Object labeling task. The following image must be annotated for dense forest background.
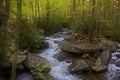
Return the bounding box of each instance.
[0,0,120,80]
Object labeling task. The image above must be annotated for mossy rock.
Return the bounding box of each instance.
[92,50,111,72]
[59,38,117,54]
[34,73,57,80]
[59,41,100,54]
[24,53,52,79]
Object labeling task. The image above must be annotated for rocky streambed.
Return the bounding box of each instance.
[16,30,120,80]
[1,29,120,80]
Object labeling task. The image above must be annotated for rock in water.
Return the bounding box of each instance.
[24,53,56,80]
[115,59,120,67]
[116,54,120,58]
[92,50,111,72]
[59,38,117,54]
[59,41,100,54]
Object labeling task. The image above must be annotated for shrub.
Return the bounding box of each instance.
[19,18,44,51]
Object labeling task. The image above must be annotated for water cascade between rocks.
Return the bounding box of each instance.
[40,37,81,80]
[17,31,120,80]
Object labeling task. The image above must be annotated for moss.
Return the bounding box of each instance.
[92,58,107,72]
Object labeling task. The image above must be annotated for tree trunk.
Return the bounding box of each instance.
[0,0,10,27]
[4,0,10,26]
[45,0,50,35]
[88,0,96,42]
[82,0,85,22]
[11,0,22,80]
[71,0,77,33]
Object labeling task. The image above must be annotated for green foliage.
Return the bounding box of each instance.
[108,14,120,41]
[35,14,69,34]
[19,18,44,50]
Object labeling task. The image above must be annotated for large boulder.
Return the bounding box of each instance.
[59,38,117,54]
[59,41,101,54]
[24,53,56,80]
[92,50,111,72]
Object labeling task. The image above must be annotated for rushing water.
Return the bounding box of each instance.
[17,73,34,80]
[40,37,82,80]
[107,51,120,80]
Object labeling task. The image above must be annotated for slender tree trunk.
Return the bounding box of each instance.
[82,0,85,22]
[71,0,77,33]
[88,0,96,42]
[45,0,50,35]
[37,0,40,16]
[30,0,34,21]
[11,0,22,80]
[0,0,10,27]
[4,0,10,26]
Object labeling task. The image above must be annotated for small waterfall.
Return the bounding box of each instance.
[40,37,81,80]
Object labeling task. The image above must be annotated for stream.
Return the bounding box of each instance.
[18,36,120,80]
[40,37,81,80]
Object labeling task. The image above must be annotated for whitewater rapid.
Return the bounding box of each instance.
[40,37,81,80]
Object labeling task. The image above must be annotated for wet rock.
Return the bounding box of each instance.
[110,72,120,80]
[24,53,52,80]
[54,40,63,44]
[116,42,120,48]
[92,50,111,72]
[68,59,90,74]
[110,58,117,64]
[100,50,111,65]
[17,73,34,80]
[116,54,120,58]
[54,51,72,63]
[53,28,72,38]
[116,59,120,67]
